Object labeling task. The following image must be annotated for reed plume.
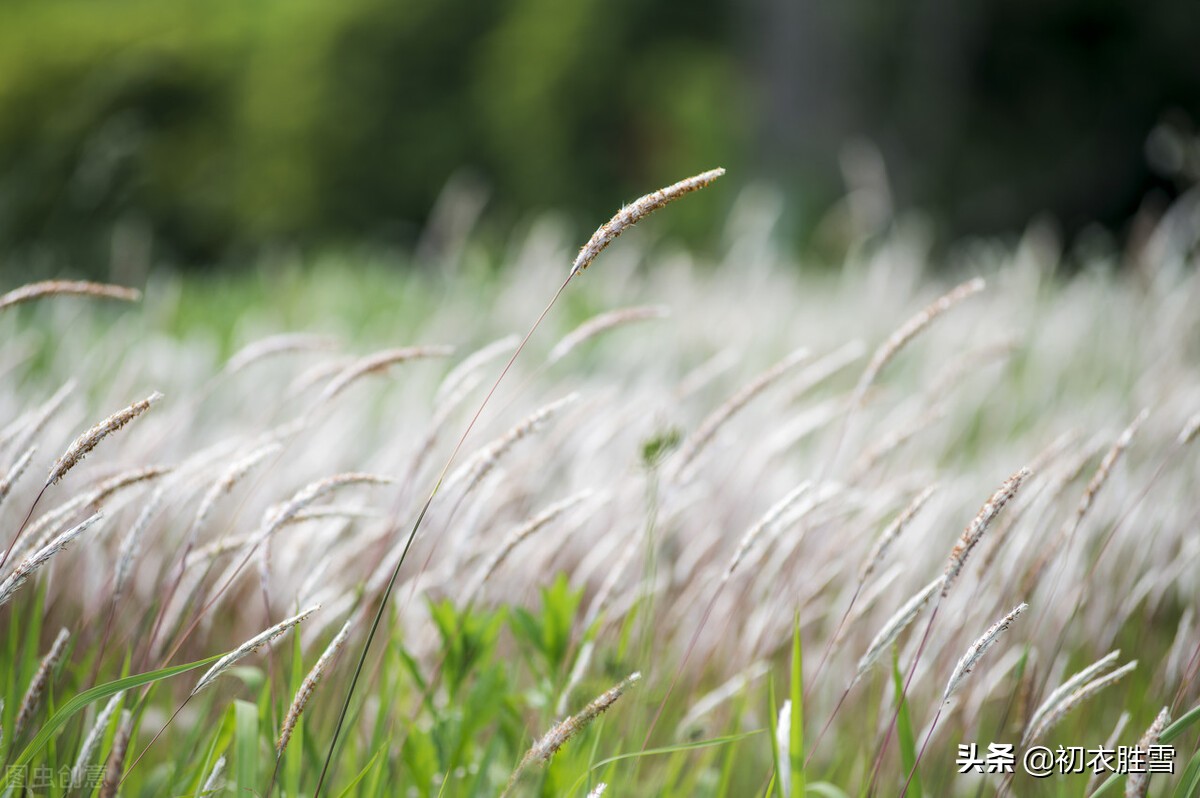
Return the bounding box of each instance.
[13,627,70,741]
[0,513,103,608]
[504,672,641,795]
[852,277,986,407]
[277,618,354,756]
[46,391,163,488]
[72,693,124,785]
[98,710,134,798]
[943,466,1031,596]
[191,605,320,696]
[1125,707,1170,798]
[853,576,943,683]
[942,603,1027,703]
[570,169,725,277]
[0,280,140,311]
[1023,660,1137,744]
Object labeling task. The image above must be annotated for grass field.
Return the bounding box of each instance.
[1,177,1199,797]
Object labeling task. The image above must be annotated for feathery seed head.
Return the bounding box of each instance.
[570,169,725,277]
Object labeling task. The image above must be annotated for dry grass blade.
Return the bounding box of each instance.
[570,168,725,277]
[0,280,141,311]
[13,627,70,741]
[46,391,163,488]
[942,603,1027,703]
[852,277,986,407]
[0,512,103,608]
[191,605,320,696]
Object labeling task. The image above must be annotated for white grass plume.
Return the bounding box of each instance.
[1023,650,1121,745]
[0,446,36,511]
[277,617,354,756]
[13,627,70,741]
[504,672,641,795]
[318,344,454,404]
[0,280,140,310]
[859,485,937,583]
[1125,707,1170,798]
[943,466,1030,596]
[570,168,724,277]
[942,603,1027,703]
[0,513,102,608]
[225,333,339,374]
[676,347,811,477]
[463,490,592,604]
[548,305,670,365]
[854,576,943,683]
[1023,660,1137,745]
[191,605,320,696]
[46,391,163,487]
[72,692,123,785]
[852,277,986,407]
[723,482,811,583]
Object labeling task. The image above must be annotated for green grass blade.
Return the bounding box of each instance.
[333,744,384,798]
[566,729,764,795]
[892,650,922,798]
[1174,746,1200,798]
[5,653,222,788]
[790,612,805,798]
[768,675,781,798]
[234,699,259,793]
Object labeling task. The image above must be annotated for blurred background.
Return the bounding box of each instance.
[1,0,1199,275]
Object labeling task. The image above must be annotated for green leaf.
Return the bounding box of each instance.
[5,653,222,788]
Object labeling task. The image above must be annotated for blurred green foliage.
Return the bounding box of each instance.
[0,0,739,267]
[2,0,1198,270]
